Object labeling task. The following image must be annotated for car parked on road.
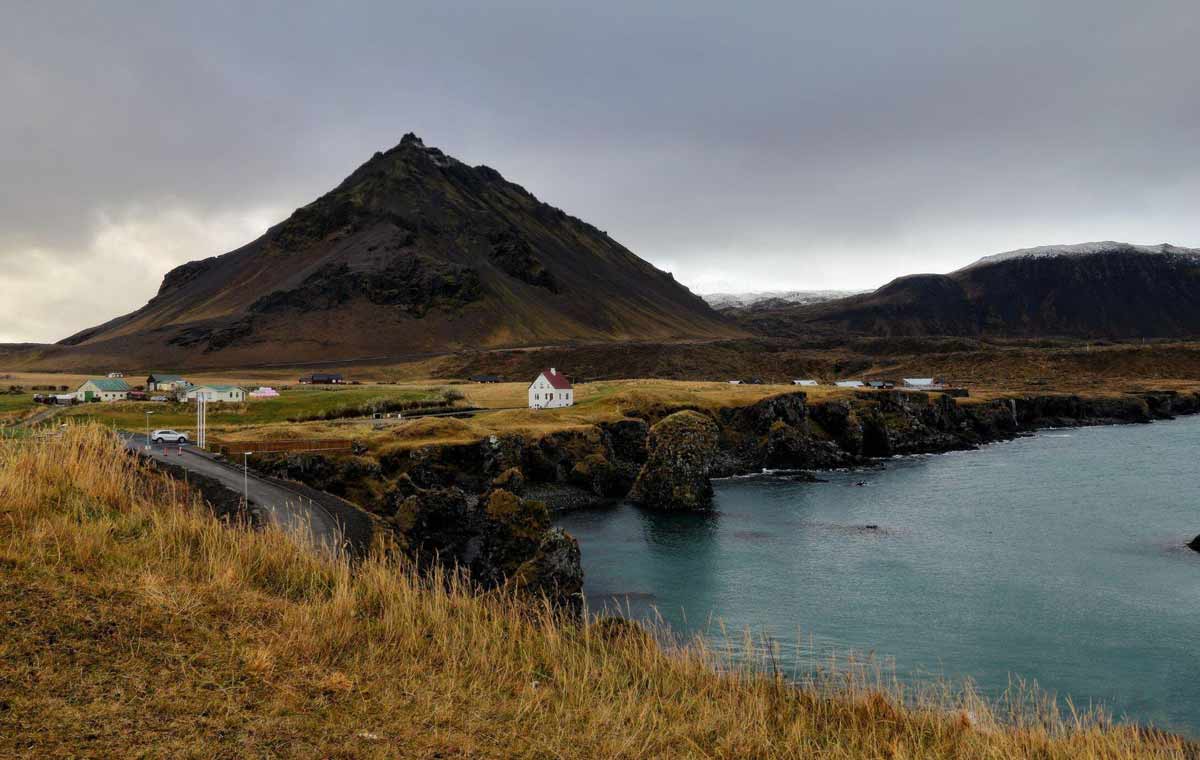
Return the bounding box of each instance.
[151,429,189,444]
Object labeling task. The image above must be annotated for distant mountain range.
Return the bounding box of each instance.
[55,134,740,367]
[702,290,862,311]
[735,242,1200,339]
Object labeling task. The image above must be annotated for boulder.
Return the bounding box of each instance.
[630,410,720,511]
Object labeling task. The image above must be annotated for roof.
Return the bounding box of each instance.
[834,380,864,387]
[793,379,818,385]
[81,378,130,392]
[903,378,935,385]
[191,384,243,393]
[148,373,186,383]
[534,368,572,390]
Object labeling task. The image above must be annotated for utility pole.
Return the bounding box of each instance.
[196,392,207,449]
[144,410,154,450]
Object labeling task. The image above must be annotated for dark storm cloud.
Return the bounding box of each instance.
[3,0,1198,341]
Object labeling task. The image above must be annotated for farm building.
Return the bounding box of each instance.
[106,371,125,378]
[185,384,246,403]
[468,375,503,384]
[903,378,940,389]
[834,380,865,388]
[867,380,896,389]
[528,368,573,409]
[299,373,345,385]
[75,378,131,402]
[146,373,190,392]
[793,379,818,386]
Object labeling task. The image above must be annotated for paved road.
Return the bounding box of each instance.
[123,433,345,552]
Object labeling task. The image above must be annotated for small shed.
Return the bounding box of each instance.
[793,379,818,386]
[834,380,865,388]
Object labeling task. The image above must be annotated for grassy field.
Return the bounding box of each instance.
[213,379,851,450]
[0,424,1190,758]
[0,392,35,422]
[59,385,456,433]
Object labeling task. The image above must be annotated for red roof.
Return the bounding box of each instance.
[536,368,572,389]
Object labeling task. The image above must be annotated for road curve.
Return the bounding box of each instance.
[123,433,345,552]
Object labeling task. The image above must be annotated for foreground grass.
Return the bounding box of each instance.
[0,426,1189,758]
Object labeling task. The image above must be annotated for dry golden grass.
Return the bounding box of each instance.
[0,424,1191,758]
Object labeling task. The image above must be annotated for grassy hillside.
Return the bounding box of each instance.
[0,425,1189,757]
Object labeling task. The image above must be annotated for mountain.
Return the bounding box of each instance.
[702,289,861,311]
[738,242,1200,339]
[59,134,739,367]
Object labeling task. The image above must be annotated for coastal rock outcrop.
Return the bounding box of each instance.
[384,483,583,610]
[630,410,720,511]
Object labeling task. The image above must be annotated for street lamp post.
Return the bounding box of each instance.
[243,451,253,508]
[144,410,154,450]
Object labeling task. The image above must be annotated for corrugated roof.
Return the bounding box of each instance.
[81,378,130,392]
[148,373,187,383]
[191,384,243,393]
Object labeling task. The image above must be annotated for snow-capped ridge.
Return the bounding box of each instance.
[703,289,861,310]
[962,241,1200,270]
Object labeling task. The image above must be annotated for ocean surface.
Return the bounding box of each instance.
[557,416,1200,734]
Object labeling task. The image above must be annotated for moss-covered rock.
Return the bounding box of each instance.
[630,410,720,511]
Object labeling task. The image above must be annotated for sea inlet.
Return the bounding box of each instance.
[558,415,1200,735]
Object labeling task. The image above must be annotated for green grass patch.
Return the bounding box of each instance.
[62,386,453,432]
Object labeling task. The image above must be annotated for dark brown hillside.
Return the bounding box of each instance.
[739,242,1200,339]
[57,134,740,367]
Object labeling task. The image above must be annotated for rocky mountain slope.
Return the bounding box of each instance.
[58,134,739,367]
[738,242,1200,339]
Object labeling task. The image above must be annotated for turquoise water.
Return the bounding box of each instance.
[557,417,1200,734]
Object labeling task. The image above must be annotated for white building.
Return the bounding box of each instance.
[528,368,573,409]
[185,384,246,403]
[146,373,190,392]
[834,380,865,388]
[75,378,131,402]
[249,386,280,398]
[106,371,124,378]
[903,378,939,389]
[793,379,818,386]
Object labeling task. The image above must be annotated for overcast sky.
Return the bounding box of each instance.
[3,1,1198,343]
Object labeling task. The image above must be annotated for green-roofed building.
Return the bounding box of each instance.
[75,377,131,402]
[146,373,190,392]
[184,384,246,403]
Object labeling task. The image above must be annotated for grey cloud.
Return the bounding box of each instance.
[2,0,1198,341]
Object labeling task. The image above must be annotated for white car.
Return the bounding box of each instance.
[151,429,189,444]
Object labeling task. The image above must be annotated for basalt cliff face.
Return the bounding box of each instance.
[740,242,1200,339]
[58,134,738,367]
[251,388,1200,525]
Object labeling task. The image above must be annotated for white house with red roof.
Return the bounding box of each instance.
[528,367,574,409]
